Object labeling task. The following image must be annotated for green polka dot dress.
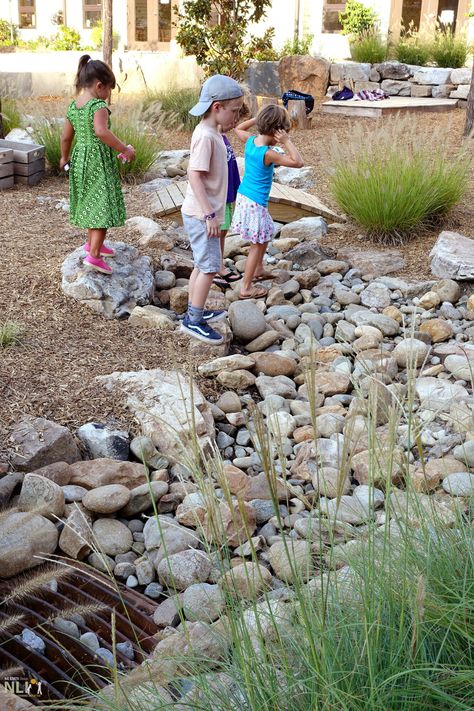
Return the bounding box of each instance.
[66,98,125,229]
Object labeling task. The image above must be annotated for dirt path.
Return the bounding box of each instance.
[1,107,473,464]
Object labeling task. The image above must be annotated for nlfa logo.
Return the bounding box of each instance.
[3,677,43,697]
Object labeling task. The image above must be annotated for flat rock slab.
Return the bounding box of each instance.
[61,242,154,319]
[337,247,406,276]
[430,231,474,280]
[96,368,215,462]
[321,97,458,119]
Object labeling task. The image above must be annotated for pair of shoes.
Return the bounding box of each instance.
[180,315,224,344]
[213,271,241,289]
[203,309,227,323]
[84,243,116,257]
[84,254,113,274]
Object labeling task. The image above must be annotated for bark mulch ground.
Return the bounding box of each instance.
[1,104,473,465]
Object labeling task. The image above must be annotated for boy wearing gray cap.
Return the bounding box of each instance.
[181,75,244,344]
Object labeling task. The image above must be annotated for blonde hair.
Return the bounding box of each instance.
[256,104,290,136]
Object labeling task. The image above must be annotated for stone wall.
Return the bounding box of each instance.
[245,58,471,105]
[327,62,472,102]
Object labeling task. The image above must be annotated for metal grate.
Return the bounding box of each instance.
[0,563,158,704]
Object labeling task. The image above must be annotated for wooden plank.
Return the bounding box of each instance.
[0,139,44,163]
[158,186,176,214]
[0,148,13,164]
[175,181,188,198]
[14,157,45,177]
[0,175,15,189]
[14,171,45,186]
[165,182,185,208]
[321,97,458,119]
[0,163,14,179]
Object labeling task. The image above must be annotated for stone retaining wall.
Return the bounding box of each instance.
[246,58,471,105]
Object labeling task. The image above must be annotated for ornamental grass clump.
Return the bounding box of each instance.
[350,29,388,63]
[326,116,471,243]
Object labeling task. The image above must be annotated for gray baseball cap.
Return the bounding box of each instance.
[189,75,243,116]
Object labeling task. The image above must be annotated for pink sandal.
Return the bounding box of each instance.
[84,255,113,274]
[84,243,116,257]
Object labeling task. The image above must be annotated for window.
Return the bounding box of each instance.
[437,0,458,30]
[135,0,147,41]
[158,0,172,43]
[322,2,347,33]
[19,0,36,29]
[401,0,422,32]
[84,2,102,29]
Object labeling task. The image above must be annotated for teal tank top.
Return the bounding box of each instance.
[238,136,274,207]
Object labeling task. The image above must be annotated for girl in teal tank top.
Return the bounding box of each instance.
[231,105,304,299]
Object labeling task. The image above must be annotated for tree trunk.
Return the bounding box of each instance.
[0,98,5,139]
[102,0,113,69]
[463,62,474,137]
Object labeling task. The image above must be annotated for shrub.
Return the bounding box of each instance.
[395,36,431,66]
[350,30,388,63]
[326,116,471,243]
[144,87,200,131]
[280,33,314,57]
[90,20,120,50]
[49,25,82,51]
[111,105,162,181]
[431,27,470,68]
[31,119,63,174]
[339,0,377,36]
[0,322,22,347]
[0,19,17,47]
[0,98,22,134]
[176,0,274,79]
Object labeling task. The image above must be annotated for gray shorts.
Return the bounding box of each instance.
[182,213,221,274]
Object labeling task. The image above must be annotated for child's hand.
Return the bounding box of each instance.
[206,216,220,238]
[122,144,136,162]
[274,129,290,145]
[59,157,69,170]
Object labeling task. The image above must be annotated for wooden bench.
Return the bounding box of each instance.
[151,181,343,224]
[321,96,459,119]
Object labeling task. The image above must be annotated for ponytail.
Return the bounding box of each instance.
[74,54,116,94]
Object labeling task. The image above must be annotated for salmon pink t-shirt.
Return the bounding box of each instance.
[182,123,227,223]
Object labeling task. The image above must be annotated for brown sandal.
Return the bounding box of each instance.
[239,285,267,300]
[253,271,277,282]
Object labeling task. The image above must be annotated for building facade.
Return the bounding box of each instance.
[0,0,472,55]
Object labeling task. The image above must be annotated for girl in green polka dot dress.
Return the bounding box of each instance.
[60,55,136,274]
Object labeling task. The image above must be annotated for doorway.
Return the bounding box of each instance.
[127,0,176,50]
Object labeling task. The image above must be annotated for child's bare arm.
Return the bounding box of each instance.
[265,130,304,168]
[233,117,257,142]
[188,169,220,238]
[60,119,74,169]
[93,108,135,160]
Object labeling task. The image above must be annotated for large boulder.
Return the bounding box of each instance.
[336,248,406,276]
[245,60,281,96]
[413,68,452,85]
[69,458,148,489]
[61,242,154,319]
[0,512,58,578]
[373,61,410,80]
[8,415,80,471]
[330,62,371,83]
[279,55,330,99]
[96,368,215,462]
[430,231,474,280]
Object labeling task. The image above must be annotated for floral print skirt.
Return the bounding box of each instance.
[231,193,274,244]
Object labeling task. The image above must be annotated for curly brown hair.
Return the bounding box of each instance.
[256,104,290,135]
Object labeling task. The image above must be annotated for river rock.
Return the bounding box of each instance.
[128,305,176,330]
[393,339,429,368]
[268,540,314,581]
[120,481,169,516]
[76,423,129,461]
[453,440,474,468]
[219,562,272,599]
[8,415,80,471]
[18,474,65,520]
[69,459,147,489]
[0,512,59,578]
[82,484,131,513]
[182,583,225,622]
[251,352,297,377]
[61,242,154,318]
[228,301,267,342]
[419,318,453,343]
[92,519,133,555]
[442,472,474,496]
[336,248,406,276]
[444,354,474,381]
[430,231,474,280]
[59,505,93,559]
[157,549,212,590]
[97,369,215,463]
[198,354,254,377]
